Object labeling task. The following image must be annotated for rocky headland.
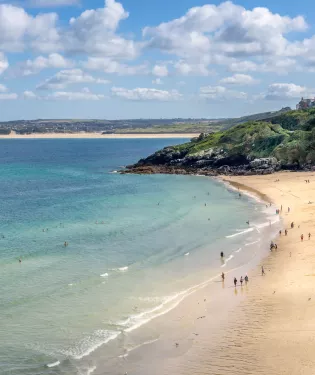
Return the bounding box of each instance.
[122,109,315,176]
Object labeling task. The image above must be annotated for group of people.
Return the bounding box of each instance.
[300,233,311,241]
[270,241,278,250]
[233,275,248,287]
[220,252,249,286]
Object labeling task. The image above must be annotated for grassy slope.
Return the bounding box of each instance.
[171,109,315,166]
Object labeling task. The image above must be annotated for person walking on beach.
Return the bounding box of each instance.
[279,230,282,236]
[220,251,224,258]
[234,277,237,287]
[309,233,311,240]
[262,266,265,276]
[288,207,290,213]
[301,234,304,242]
[221,272,225,281]
[285,229,288,236]
[240,276,243,286]
[245,275,249,284]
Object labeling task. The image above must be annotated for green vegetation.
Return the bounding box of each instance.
[116,122,224,134]
[170,108,315,167]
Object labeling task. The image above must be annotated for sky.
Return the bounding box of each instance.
[1,0,315,120]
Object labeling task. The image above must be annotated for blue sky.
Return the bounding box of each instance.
[1,0,315,120]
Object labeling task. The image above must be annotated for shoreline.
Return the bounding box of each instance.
[84,175,282,375]
[0,132,198,139]
[95,171,315,374]
[206,172,315,374]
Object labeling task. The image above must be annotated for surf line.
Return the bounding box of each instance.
[226,228,254,238]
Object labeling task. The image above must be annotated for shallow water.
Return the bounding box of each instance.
[0,139,280,375]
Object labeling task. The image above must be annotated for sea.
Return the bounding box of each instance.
[0,139,281,375]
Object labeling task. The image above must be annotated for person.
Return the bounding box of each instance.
[274,244,278,250]
[309,233,311,240]
[220,251,224,258]
[240,276,243,286]
[285,229,288,236]
[19,258,21,263]
[246,220,249,225]
[221,272,225,281]
[262,266,265,276]
[281,205,283,212]
[245,275,249,284]
[291,222,294,229]
[288,207,290,213]
[205,203,207,207]
[239,193,241,198]
[234,277,237,287]
[301,234,304,242]
[279,230,282,236]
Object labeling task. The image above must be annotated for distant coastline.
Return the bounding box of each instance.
[0,132,199,139]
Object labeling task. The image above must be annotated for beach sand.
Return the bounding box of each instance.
[103,171,315,375]
[0,132,198,139]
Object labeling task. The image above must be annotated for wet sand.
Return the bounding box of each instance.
[99,171,315,375]
[0,132,198,139]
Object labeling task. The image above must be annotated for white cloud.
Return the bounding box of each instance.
[83,57,148,75]
[143,1,307,67]
[62,0,139,58]
[0,53,8,75]
[152,78,163,85]
[228,60,258,72]
[37,69,110,90]
[174,60,210,76]
[30,0,79,7]
[47,87,105,100]
[23,91,38,99]
[0,4,60,52]
[200,85,247,100]
[0,84,7,92]
[0,1,139,59]
[17,53,73,76]
[152,64,168,77]
[262,83,314,100]
[111,87,182,101]
[220,73,258,85]
[0,93,18,100]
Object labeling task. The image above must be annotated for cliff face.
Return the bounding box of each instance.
[123,109,315,176]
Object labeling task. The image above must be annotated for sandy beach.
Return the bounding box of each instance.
[102,171,315,375]
[218,172,315,374]
[0,132,198,139]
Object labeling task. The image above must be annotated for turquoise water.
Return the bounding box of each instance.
[0,139,279,375]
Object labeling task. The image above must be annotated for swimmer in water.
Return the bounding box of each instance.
[246,221,249,225]
[19,258,21,263]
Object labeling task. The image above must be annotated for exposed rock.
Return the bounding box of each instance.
[250,157,279,169]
